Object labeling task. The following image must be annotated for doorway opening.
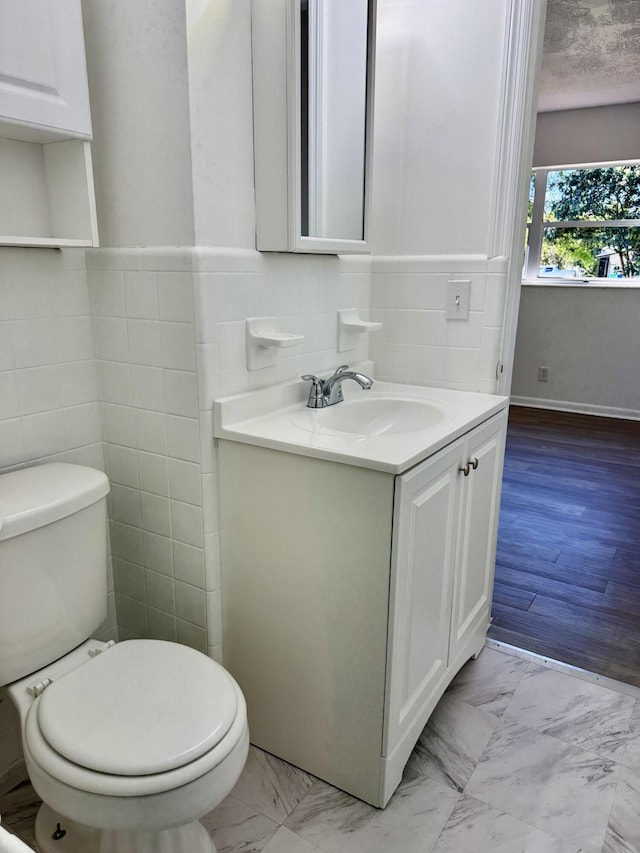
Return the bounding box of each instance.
[488,406,640,687]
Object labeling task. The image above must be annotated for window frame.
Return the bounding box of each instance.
[524,164,640,283]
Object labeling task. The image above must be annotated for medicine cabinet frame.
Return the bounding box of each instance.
[252,0,376,254]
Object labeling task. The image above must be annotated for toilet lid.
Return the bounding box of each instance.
[36,640,238,776]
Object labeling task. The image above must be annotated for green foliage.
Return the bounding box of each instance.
[550,167,640,221]
[527,174,535,222]
[541,231,598,275]
[544,167,640,277]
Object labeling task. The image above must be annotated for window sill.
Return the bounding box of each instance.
[521,278,640,289]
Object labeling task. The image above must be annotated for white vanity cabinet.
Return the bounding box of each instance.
[218,407,507,808]
[0,0,97,247]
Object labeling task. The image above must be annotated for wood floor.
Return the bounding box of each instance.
[488,406,640,687]
[0,766,38,849]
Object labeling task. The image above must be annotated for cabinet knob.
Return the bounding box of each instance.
[470,457,479,470]
[459,463,470,476]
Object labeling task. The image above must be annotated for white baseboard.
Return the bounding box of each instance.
[510,395,640,422]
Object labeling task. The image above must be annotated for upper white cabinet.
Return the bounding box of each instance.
[252,0,375,254]
[0,0,91,140]
[0,0,97,247]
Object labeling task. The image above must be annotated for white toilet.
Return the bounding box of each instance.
[0,463,249,853]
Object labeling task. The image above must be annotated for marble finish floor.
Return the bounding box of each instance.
[2,646,640,852]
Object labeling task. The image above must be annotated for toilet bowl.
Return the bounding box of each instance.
[0,464,249,852]
[10,641,249,852]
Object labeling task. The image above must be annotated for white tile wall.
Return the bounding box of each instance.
[88,248,210,655]
[0,247,114,782]
[0,250,102,469]
[370,255,508,394]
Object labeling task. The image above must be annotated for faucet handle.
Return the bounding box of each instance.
[301,374,326,408]
[301,373,321,385]
[326,364,350,381]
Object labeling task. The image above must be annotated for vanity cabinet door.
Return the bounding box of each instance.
[383,438,462,756]
[0,0,91,138]
[449,411,507,665]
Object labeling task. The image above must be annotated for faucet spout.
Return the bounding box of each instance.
[324,370,373,405]
[302,365,373,408]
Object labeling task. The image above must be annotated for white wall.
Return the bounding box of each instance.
[82,0,518,399]
[370,0,511,257]
[81,0,195,247]
[82,0,257,250]
[534,103,640,168]
[185,0,256,248]
[513,102,640,413]
[369,0,514,393]
[370,256,507,394]
[512,285,640,417]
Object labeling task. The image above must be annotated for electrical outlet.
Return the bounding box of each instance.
[538,366,549,382]
[446,280,471,320]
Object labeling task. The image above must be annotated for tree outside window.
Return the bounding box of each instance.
[526,165,640,281]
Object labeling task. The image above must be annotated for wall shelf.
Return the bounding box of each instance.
[246,317,304,370]
[0,237,95,249]
[338,309,382,352]
[0,134,98,249]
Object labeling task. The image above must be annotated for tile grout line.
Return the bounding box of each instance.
[459,711,618,853]
[598,760,625,853]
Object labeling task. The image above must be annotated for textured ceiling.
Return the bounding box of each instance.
[538,0,640,112]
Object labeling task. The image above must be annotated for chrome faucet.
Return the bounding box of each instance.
[301,365,373,408]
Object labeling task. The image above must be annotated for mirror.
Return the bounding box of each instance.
[300,0,370,242]
[252,0,375,254]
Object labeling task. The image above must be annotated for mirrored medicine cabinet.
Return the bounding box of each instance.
[252,0,376,254]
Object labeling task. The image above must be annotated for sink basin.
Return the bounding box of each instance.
[214,375,508,474]
[292,397,445,436]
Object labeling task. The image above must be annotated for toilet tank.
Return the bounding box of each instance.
[0,463,110,686]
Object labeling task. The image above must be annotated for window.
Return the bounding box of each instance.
[524,165,640,281]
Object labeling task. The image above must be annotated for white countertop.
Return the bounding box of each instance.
[214,377,508,474]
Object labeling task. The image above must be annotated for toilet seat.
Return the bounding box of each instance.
[24,641,248,798]
[38,640,237,776]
